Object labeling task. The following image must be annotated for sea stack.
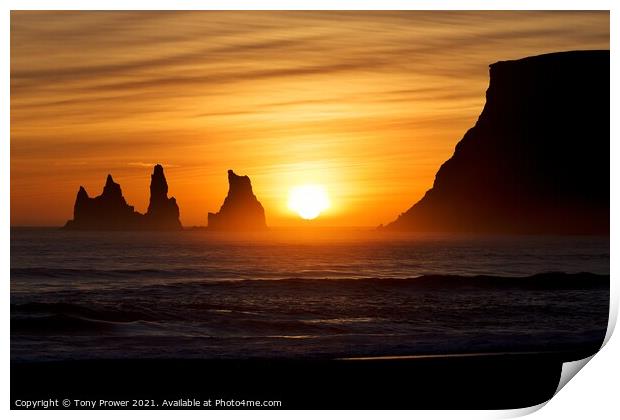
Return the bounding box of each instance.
[64,174,143,230]
[64,164,182,230]
[385,50,609,234]
[208,170,267,230]
[144,164,182,230]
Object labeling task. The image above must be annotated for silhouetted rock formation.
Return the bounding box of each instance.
[144,164,182,230]
[208,170,267,230]
[65,165,182,230]
[64,174,143,230]
[386,50,609,234]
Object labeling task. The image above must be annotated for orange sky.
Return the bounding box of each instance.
[10,11,610,227]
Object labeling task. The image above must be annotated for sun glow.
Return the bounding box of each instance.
[288,185,331,220]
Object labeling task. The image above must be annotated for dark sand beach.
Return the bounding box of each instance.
[12,350,598,409]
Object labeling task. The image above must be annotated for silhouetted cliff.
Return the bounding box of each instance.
[144,164,182,230]
[64,165,182,230]
[208,170,267,230]
[386,50,609,234]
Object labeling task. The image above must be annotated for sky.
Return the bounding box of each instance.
[10,11,610,227]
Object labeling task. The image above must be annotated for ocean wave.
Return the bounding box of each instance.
[11,267,208,280]
[10,301,349,336]
[11,313,123,334]
[130,271,609,291]
[12,301,162,322]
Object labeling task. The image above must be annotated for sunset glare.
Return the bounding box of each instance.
[288,185,330,220]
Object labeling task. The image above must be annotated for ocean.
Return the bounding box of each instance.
[10,227,609,362]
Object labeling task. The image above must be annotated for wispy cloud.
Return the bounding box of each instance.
[127,162,180,168]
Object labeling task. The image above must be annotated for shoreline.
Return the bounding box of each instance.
[9,225,613,236]
[11,349,598,410]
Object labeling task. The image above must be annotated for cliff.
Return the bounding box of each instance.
[208,170,267,230]
[64,165,182,230]
[386,50,609,234]
[64,174,143,230]
[144,164,182,230]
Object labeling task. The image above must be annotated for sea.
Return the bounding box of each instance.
[10,227,610,362]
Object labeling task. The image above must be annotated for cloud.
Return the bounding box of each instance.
[127,162,180,168]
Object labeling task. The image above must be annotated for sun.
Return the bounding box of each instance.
[288,185,330,220]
